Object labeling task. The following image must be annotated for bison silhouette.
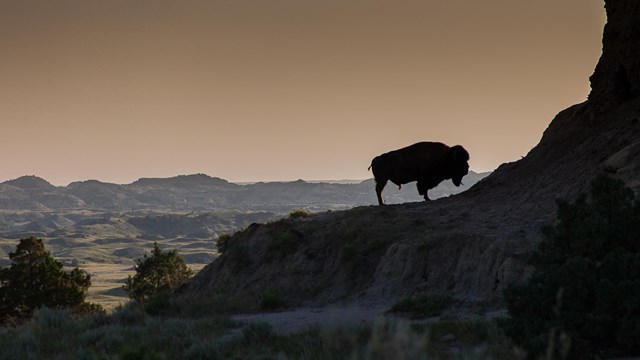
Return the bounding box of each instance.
[369,142,470,205]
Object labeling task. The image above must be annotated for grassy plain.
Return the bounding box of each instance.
[2,231,219,311]
[0,209,277,309]
[81,262,209,310]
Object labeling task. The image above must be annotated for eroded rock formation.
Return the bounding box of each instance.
[589,1,640,108]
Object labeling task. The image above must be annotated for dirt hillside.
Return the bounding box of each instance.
[179,0,640,311]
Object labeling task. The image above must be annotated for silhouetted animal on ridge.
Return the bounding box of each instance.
[368,142,470,205]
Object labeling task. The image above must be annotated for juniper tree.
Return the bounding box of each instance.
[0,237,97,323]
[124,243,193,304]
[500,175,640,359]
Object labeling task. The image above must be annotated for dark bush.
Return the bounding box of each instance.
[215,232,231,254]
[124,243,193,305]
[289,209,310,219]
[0,237,102,323]
[499,175,640,359]
[389,293,453,319]
[259,290,284,310]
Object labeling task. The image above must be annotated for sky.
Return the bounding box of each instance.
[1,0,606,186]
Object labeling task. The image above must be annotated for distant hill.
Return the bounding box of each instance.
[0,171,488,270]
[3,175,58,191]
[0,171,490,213]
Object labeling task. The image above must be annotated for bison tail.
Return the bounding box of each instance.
[368,156,379,171]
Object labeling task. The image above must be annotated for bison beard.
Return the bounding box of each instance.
[369,142,470,205]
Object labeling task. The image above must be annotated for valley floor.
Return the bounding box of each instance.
[81,262,208,310]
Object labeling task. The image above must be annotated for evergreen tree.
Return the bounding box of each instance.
[0,237,97,323]
[500,175,640,359]
[124,243,193,304]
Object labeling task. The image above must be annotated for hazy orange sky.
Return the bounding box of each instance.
[1,1,606,185]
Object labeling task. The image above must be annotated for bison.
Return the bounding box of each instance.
[369,142,470,205]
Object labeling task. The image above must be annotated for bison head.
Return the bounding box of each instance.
[448,145,470,186]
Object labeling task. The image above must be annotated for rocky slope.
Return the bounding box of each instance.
[179,0,640,310]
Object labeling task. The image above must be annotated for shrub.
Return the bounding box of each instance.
[215,232,231,254]
[110,301,147,326]
[124,243,193,305]
[389,293,453,319]
[354,317,429,359]
[242,322,274,344]
[121,346,163,360]
[32,307,76,332]
[183,341,222,360]
[260,290,285,310]
[499,175,640,359]
[0,296,237,359]
[143,290,173,316]
[289,209,310,219]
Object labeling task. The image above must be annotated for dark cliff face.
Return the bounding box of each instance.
[472,0,640,203]
[589,1,640,108]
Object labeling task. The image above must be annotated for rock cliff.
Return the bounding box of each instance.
[589,1,640,109]
[180,0,640,310]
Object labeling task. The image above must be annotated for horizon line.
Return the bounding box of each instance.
[1,169,493,188]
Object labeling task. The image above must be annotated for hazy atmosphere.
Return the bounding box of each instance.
[1,0,605,185]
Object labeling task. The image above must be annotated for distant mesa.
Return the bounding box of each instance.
[67,179,117,188]
[3,175,56,191]
[131,173,232,187]
[0,171,489,212]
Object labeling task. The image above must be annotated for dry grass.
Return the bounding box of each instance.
[81,262,208,311]
[81,263,134,310]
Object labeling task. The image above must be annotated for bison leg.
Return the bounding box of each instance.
[375,179,387,206]
[416,181,430,201]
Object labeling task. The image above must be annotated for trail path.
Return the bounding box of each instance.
[229,302,507,337]
[232,305,389,335]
